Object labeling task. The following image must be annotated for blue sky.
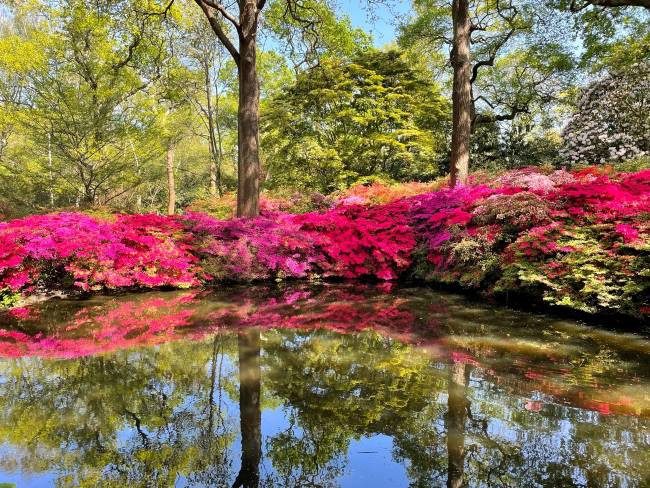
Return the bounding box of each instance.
[338,0,411,46]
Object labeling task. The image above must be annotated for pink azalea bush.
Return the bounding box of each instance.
[1,166,648,319]
[0,213,198,295]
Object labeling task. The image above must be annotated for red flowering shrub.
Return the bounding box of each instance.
[334,179,446,206]
[494,170,650,315]
[294,200,416,280]
[0,166,648,319]
[182,199,416,282]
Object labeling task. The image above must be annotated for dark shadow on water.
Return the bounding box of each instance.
[233,328,262,488]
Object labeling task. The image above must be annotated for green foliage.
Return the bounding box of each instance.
[0,0,177,209]
[548,0,650,71]
[0,0,646,217]
[498,223,650,315]
[262,50,450,193]
[470,121,564,171]
[0,289,21,309]
[399,0,575,173]
[265,0,371,69]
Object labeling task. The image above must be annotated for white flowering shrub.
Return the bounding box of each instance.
[561,64,649,166]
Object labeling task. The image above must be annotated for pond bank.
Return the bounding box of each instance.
[1,167,648,323]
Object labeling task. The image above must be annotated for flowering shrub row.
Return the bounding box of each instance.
[1,166,648,319]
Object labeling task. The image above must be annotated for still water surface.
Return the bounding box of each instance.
[0,284,648,487]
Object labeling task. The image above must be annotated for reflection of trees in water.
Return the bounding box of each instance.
[0,285,649,486]
[261,329,650,487]
[233,328,262,488]
[0,338,238,487]
[446,362,468,488]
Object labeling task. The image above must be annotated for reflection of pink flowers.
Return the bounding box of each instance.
[0,287,436,359]
[451,351,480,366]
[0,284,644,418]
[524,401,543,412]
[0,292,202,359]
[524,370,545,380]
[583,401,612,415]
[7,307,36,320]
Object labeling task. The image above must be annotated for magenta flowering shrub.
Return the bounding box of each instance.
[0,213,198,295]
[182,211,316,281]
[294,200,416,280]
[0,167,648,319]
[184,199,416,281]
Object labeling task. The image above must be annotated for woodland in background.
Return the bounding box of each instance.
[0,0,648,219]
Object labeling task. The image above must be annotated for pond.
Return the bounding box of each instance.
[0,284,648,487]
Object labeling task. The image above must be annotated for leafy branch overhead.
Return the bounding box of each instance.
[400,0,575,131]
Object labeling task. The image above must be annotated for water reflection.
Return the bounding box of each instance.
[446,362,468,488]
[0,284,648,487]
[234,328,262,488]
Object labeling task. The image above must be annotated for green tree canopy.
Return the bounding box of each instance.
[262,50,450,193]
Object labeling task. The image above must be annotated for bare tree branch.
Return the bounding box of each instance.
[195,0,240,64]
[201,0,241,28]
[571,0,650,9]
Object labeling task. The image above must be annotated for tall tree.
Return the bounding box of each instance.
[191,0,363,216]
[156,33,199,216]
[191,0,264,217]
[262,50,450,192]
[400,1,574,185]
[449,0,472,187]
[1,0,173,207]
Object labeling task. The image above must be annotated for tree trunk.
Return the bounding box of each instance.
[446,362,469,488]
[205,58,222,197]
[450,0,472,187]
[236,32,261,218]
[232,327,261,488]
[166,142,176,216]
[82,190,94,206]
[81,180,95,207]
[129,138,142,210]
[47,132,55,207]
[214,76,225,197]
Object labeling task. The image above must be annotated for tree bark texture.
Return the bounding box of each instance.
[450,0,472,187]
[236,29,261,217]
[166,141,176,216]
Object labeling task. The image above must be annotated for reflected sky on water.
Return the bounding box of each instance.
[0,283,648,487]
